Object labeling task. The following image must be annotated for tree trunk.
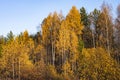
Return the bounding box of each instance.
[92,30,95,48]
[105,15,110,56]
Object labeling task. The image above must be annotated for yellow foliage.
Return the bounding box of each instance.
[66,6,84,35]
[78,47,120,80]
[62,61,74,79]
[56,20,70,54]
[0,34,34,79]
[42,14,52,46]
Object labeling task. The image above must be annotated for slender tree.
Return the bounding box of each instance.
[80,7,93,48]
[97,3,113,55]
[114,4,120,63]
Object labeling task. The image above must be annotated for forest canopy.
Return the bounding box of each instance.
[0,3,120,80]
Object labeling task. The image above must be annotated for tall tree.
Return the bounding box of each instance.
[42,12,61,66]
[89,9,100,48]
[56,20,70,72]
[66,6,83,74]
[97,3,113,55]
[114,4,120,62]
[42,14,52,65]
[80,7,93,48]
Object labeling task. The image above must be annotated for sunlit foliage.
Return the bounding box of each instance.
[0,4,120,80]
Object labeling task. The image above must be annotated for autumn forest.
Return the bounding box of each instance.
[0,3,120,80]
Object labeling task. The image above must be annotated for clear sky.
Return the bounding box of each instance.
[0,0,120,36]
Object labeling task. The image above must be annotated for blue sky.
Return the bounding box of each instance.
[0,0,120,36]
